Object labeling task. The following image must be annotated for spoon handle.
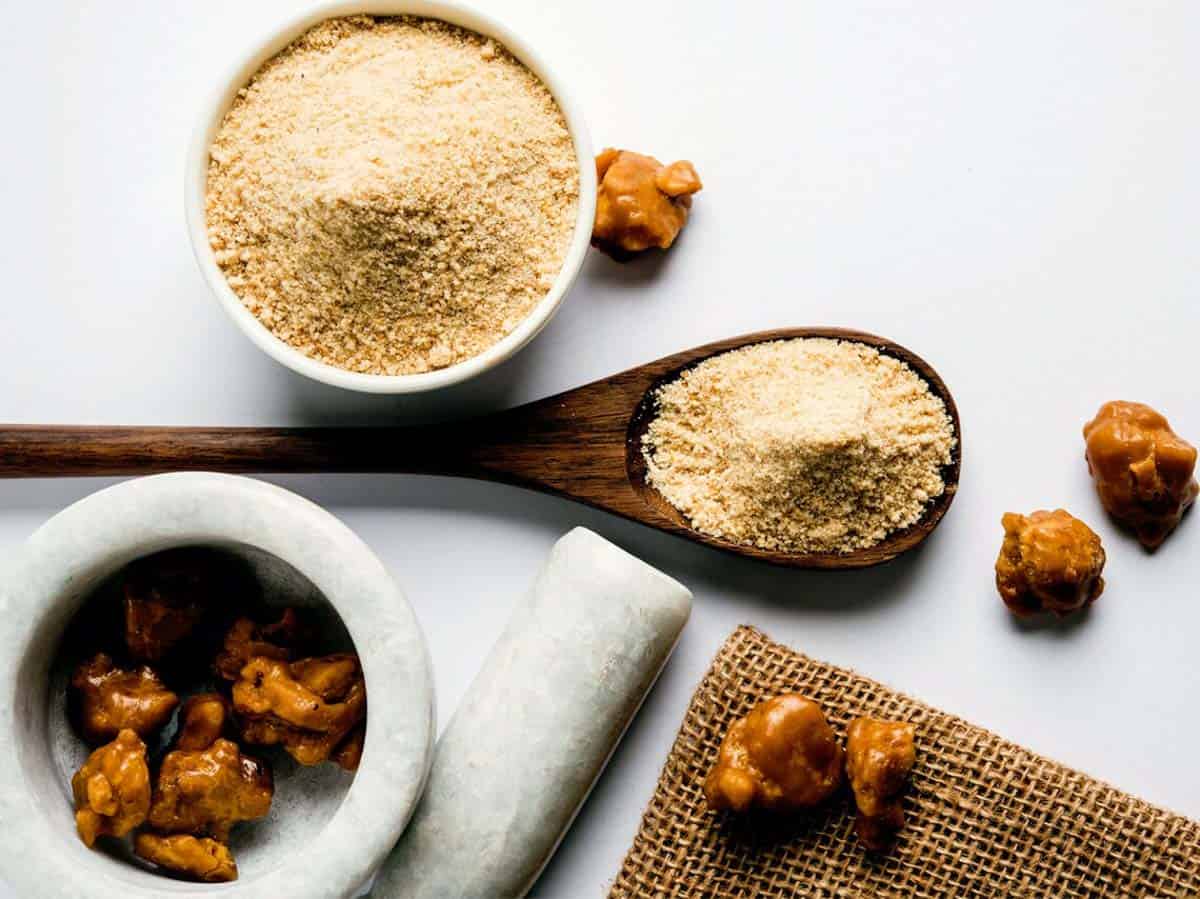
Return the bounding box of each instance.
[0,377,642,499]
[0,424,450,478]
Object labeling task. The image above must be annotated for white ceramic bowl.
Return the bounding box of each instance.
[185,0,596,394]
[0,473,435,898]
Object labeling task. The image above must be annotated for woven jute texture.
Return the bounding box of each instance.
[611,626,1200,899]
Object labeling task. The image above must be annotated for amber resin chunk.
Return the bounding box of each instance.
[332,723,366,773]
[845,718,916,850]
[592,148,702,260]
[70,653,179,745]
[1083,401,1198,549]
[995,510,1106,617]
[135,833,238,883]
[148,738,273,841]
[213,609,307,683]
[233,654,367,767]
[703,694,843,813]
[72,729,151,847]
[173,693,230,752]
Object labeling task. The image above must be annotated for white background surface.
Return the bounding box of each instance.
[3,1,1199,895]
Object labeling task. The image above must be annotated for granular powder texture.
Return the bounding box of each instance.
[643,339,956,554]
[205,16,579,375]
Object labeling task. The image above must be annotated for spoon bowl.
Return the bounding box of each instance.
[621,328,961,567]
[0,329,960,569]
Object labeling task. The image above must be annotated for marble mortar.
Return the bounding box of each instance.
[0,473,435,898]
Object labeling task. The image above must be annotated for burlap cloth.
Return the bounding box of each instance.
[610,626,1199,898]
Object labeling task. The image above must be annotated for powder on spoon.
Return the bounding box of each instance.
[642,338,956,554]
[205,15,579,375]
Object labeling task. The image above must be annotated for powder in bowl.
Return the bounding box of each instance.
[205,15,580,376]
[642,338,957,554]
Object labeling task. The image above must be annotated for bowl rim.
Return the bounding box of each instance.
[184,0,597,395]
[0,473,435,898]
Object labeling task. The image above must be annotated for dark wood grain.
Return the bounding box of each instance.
[0,328,961,569]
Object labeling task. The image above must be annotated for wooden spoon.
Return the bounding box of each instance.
[0,328,960,569]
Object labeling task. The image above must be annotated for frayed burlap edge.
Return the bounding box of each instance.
[610,626,1199,899]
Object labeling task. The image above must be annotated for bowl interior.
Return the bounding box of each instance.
[33,542,360,887]
[185,0,597,395]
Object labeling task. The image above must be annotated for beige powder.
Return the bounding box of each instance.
[642,339,956,554]
[205,16,579,375]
